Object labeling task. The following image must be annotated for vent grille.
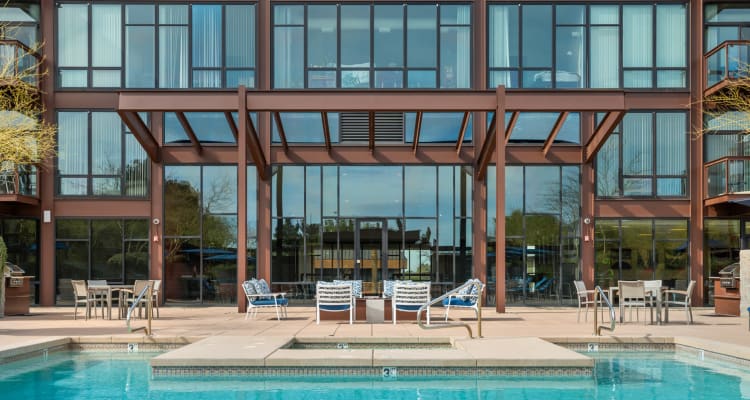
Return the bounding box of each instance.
[339,112,404,142]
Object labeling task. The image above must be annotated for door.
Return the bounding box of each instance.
[354,219,388,296]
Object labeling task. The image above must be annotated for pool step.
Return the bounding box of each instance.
[150,336,593,376]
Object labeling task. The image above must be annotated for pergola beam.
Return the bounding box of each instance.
[455,112,470,154]
[504,111,519,145]
[542,112,569,156]
[321,112,332,153]
[245,111,267,177]
[584,111,624,162]
[412,112,423,154]
[476,112,497,181]
[225,111,238,140]
[272,112,289,153]
[175,111,203,154]
[116,111,160,162]
[118,90,647,113]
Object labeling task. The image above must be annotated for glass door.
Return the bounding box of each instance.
[355,219,387,296]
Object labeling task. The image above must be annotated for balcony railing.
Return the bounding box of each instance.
[705,156,750,198]
[704,40,750,97]
[0,166,38,197]
[0,39,41,87]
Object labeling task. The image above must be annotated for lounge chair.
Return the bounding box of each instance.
[333,279,362,298]
[442,279,484,322]
[392,281,431,325]
[242,279,288,320]
[382,279,411,298]
[316,281,354,324]
[663,280,695,325]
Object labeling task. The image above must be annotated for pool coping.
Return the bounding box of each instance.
[2,335,750,376]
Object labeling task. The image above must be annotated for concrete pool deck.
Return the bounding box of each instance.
[1,305,749,370]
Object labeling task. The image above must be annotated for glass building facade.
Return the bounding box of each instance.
[0,0,743,311]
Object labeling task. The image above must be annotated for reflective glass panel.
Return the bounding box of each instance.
[340,166,402,217]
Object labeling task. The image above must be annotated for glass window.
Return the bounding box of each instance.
[273,3,469,89]
[58,111,149,198]
[55,218,149,304]
[488,3,686,89]
[58,3,256,89]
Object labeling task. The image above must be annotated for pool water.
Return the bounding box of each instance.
[1,351,749,399]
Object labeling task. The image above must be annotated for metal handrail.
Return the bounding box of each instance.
[126,283,153,335]
[416,279,483,338]
[593,285,615,336]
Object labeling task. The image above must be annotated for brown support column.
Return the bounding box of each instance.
[472,0,488,303]
[150,113,164,294]
[495,86,506,313]
[237,86,248,313]
[39,0,56,305]
[690,0,705,305]
[257,0,272,284]
[580,112,596,289]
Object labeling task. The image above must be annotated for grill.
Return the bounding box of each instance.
[719,263,740,288]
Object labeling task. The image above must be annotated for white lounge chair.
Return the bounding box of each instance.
[316,281,354,324]
[242,279,288,320]
[442,279,484,322]
[392,282,431,325]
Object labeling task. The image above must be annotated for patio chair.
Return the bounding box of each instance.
[316,281,354,324]
[663,280,696,325]
[333,279,362,298]
[382,280,411,298]
[573,280,604,323]
[71,280,96,320]
[150,280,162,318]
[86,280,108,318]
[392,281,431,325]
[619,280,653,324]
[125,280,153,319]
[242,279,288,320]
[442,279,484,322]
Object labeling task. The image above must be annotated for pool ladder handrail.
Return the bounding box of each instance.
[126,283,153,335]
[593,285,616,336]
[416,279,483,338]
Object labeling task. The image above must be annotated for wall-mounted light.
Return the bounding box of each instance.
[153,235,159,243]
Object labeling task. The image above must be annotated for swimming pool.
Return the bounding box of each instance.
[1,350,749,399]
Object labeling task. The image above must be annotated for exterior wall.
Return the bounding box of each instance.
[0,0,731,310]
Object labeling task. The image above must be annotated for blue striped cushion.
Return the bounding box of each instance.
[395,304,422,312]
[251,298,288,306]
[319,304,351,311]
[442,297,474,307]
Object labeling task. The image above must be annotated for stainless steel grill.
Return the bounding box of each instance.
[719,263,740,288]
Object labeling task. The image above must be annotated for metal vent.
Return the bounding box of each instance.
[339,112,404,143]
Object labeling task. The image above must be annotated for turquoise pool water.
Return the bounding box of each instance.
[1,351,749,399]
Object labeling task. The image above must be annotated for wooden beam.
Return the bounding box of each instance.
[584,111,624,163]
[117,111,160,162]
[368,111,375,153]
[504,111,519,144]
[412,112,423,155]
[455,112,470,154]
[542,112,569,156]
[225,111,238,141]
[321,112,332,153]
[272,112,289,152]
[476,112,497,181]
[175,111,203,155]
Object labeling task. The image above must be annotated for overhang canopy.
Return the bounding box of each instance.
[116,88,689,180]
